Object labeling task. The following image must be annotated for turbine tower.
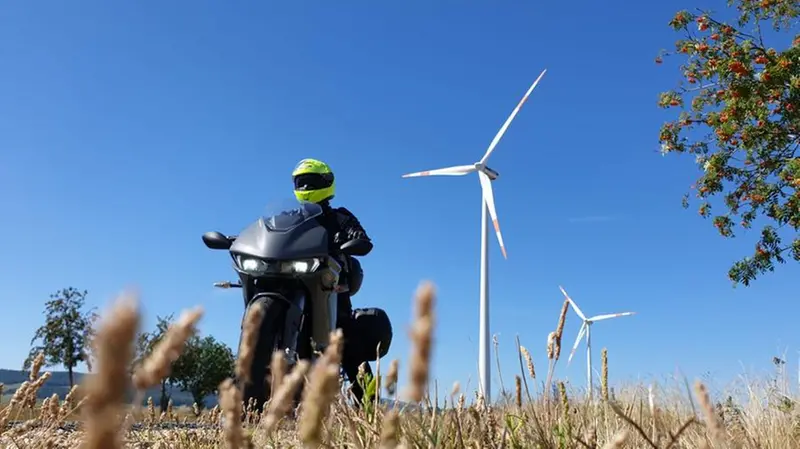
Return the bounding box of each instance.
[401,69,547,403]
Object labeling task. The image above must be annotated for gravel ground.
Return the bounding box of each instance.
[4,420,221,432]
[1,422,228,448]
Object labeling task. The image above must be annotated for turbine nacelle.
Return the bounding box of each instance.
[558,285,637,366]
[476,163,499,181]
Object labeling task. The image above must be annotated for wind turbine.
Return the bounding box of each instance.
[401,69,547,403]
[559,286,636,400]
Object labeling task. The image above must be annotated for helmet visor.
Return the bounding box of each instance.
[294,173,332,191]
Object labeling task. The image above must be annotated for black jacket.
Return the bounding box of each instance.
[315,201,372,255]
[315,200,369,315]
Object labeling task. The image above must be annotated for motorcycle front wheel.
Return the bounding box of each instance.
[239,295,288,413]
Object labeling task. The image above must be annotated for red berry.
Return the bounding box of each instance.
[729,61,747,74]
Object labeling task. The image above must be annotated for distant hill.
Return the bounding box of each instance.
[0,369,217,407]
[0,369,428,411]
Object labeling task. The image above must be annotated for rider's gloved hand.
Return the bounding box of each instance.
[347,229,366,241]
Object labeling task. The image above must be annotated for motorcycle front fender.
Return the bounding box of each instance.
[245,291,306,361]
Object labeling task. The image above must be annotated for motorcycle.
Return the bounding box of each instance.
[201,199,373,411]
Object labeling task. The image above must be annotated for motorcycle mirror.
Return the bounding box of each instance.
[202,231,233,250]
[340,238,373,257]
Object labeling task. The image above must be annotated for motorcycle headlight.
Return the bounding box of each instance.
[280,258,321,274]
[236,256,269,275]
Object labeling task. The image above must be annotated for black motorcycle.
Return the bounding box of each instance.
[202,199,390,410]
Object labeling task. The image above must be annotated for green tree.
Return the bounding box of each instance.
[171,335,235,409]
[24,287,96,387]
[132,314,175,412]
[657,0,800,285]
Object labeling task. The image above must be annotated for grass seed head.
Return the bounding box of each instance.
[132,306,203,391]
[408,282,435,403]
[80,291,141,449]
[554,299,570,360]
[219,378,245,449]
[520,345,536,379]
[29,351,45,382]
[236,302,265,385]
[386,359,399,396]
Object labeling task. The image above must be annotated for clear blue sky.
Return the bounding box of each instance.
[1,0,797,399]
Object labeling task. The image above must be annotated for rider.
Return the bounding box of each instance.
[291,158,379,403]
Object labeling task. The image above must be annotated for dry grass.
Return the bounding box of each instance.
[2,281,799,448]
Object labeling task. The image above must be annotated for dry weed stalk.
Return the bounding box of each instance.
[5,276,800,449]
[22,371,52,409]
[298,329,344,447]
[261,359,310,434]
[546,331,557,360]
[80,292,140,449]
[451,381,460,398]
[554,298,569,360]
[520,345,535,379]
[408,281,435,403]
[270,350,289,394]
[146,396,155,425]
[601,348,609,402]
[558,381,569,421]
[219,378,248,449]
[28,351,45,381]
[236,302,265,385]
[385,359,399,396]
[379,410,400,449]
[132,306,204,391]
[695,380,727,445]
[602,430,629,449]
[57,384,79,420]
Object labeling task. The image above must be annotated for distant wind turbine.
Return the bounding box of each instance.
[559,286,636,400]
[402,69,547,403]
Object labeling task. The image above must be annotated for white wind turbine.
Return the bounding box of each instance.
[401,69,547,404]
[559,286,636,400]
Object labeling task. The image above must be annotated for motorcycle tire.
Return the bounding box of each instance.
[239,295,288,413]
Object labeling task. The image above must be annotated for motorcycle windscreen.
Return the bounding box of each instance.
[262,200,323,232]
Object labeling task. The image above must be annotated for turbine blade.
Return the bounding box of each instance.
[478,170,507,259]
[401,165,476,178]
[559,286,586,321]
[567,322,587,366]
[479,69,547,165]
[589,312,637,322]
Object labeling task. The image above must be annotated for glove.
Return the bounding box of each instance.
[347,229,366,241]
[334,229,367,246]
[333,231,347,245]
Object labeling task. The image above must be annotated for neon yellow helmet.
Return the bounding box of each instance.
[292,158,336,204]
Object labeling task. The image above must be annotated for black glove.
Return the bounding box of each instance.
[333,231,347,245]
[347,229,366,241]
